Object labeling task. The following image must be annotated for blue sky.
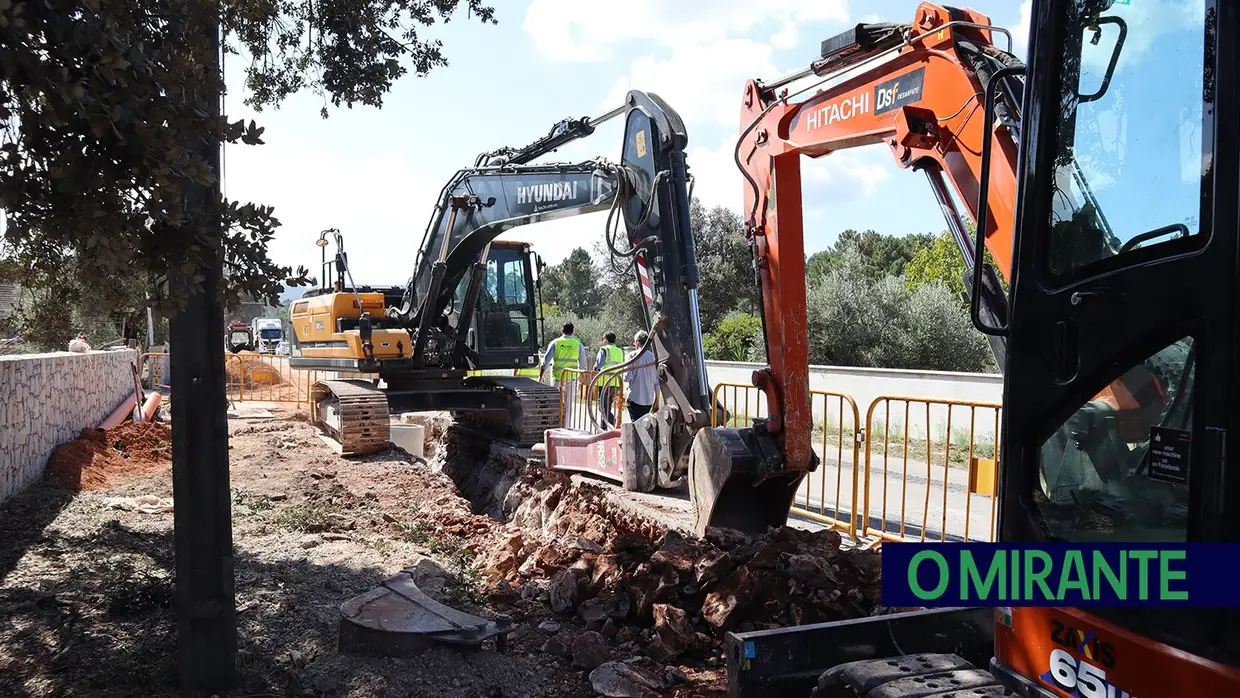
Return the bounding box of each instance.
[222,0,1035,284]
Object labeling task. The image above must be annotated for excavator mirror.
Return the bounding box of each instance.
[1075,15,1126,103]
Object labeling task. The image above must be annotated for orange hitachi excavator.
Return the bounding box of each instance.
[700,2,1240,697]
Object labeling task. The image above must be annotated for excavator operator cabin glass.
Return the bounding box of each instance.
[1045,0,1208,281]
[1032,0,1209,543]
[480,249,533,350]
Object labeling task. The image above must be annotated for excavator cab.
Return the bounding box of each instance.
[990,0,1240,694]
[453,240,540,371]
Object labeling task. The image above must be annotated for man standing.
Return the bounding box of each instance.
[623,330,658,421]
[593,331,623,425]
[539,322,587,387]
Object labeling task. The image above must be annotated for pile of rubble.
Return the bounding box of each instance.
[478,468,883,665]
[44,422,173,492]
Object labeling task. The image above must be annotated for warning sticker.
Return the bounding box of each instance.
[1148,426,1191,485]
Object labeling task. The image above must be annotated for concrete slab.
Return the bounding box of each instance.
[390,423,425,459]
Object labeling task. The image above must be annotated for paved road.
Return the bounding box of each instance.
[790,446,999,542]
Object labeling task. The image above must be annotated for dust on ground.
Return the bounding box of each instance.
[0,406,884,697]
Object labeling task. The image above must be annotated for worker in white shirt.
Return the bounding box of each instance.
[623,330,658,421]
[538,322,587,386]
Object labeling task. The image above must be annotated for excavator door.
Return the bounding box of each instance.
[991,0,1240,694]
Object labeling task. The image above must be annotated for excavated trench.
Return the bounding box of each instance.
[417,420,889,669]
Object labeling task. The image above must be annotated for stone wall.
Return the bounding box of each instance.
[0,348,138,503]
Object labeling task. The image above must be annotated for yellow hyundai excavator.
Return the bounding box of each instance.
[287,91,709,456]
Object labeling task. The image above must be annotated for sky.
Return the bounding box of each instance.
[220,1,1038,286]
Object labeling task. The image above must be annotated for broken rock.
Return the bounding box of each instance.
[571,631,610,670]
[589,661,663,698]
[548,569,578,614]
[651,604,696,660]
[578,590,631,626]
[701,566,758,628]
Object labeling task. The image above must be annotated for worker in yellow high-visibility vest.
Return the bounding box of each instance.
[538,322,587,387]
[593,331,624,425]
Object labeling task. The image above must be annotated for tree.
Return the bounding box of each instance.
[806,245,995,373]
[904,231,967,299]
[904,221,1007,302]
[703,312,765,362]
[540,247,604,317]
[691,199,757,332]
[0,0,497,314]
[807,229,933,282]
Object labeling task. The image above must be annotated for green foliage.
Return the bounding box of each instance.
[703,312,764,362]
[806,245,995,373]
[0,0,497,316]
[540,247,603,317]
[1,251,162,350]
[904,231,967,299]
[806,229,934,282]
[691,199,756,332]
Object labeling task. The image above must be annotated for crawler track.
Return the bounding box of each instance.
[311,379,391,455]
[455,376,562,447]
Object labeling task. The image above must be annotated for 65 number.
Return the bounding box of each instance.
[1048,649,1134,698]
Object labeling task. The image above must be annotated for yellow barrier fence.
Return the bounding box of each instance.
[861,395,1002,543]
[557,368,627,432]
[709,384,1001,543]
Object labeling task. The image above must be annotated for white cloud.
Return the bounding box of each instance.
[524,0,849,63]
[601,37,781,129]
[224,141,441,286]
[1013,0,1032,59]
[801,148,893,201]
[687,137,745,212]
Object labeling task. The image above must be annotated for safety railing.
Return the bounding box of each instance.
[861,396,1002,544]
[710,384,1001,543]
[140,350,340,406]
[557,368,627,433]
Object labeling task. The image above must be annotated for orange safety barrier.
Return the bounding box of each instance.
[861,395,1002,544]
[141,350,341,406]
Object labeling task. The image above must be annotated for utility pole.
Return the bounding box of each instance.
[169,2,237,693]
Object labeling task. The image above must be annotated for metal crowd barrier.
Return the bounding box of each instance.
[709,384,1002,543]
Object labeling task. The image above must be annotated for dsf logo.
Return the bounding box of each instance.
[876,81,902,111]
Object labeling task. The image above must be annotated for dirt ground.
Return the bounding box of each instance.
[0,405,883,698]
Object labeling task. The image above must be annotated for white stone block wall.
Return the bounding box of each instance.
[0,348,138,503]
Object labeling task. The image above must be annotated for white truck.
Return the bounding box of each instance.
[251,318,284,354]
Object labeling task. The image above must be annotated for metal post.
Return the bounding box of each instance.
[169,7,237,694]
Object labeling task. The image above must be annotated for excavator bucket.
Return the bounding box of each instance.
[688,427,808,537]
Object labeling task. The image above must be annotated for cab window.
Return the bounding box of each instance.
[1045,0,1209,280]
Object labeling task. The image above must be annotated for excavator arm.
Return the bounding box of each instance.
[696,1,1159,539]
[690,2,1025,536]
[542,92,716,496]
